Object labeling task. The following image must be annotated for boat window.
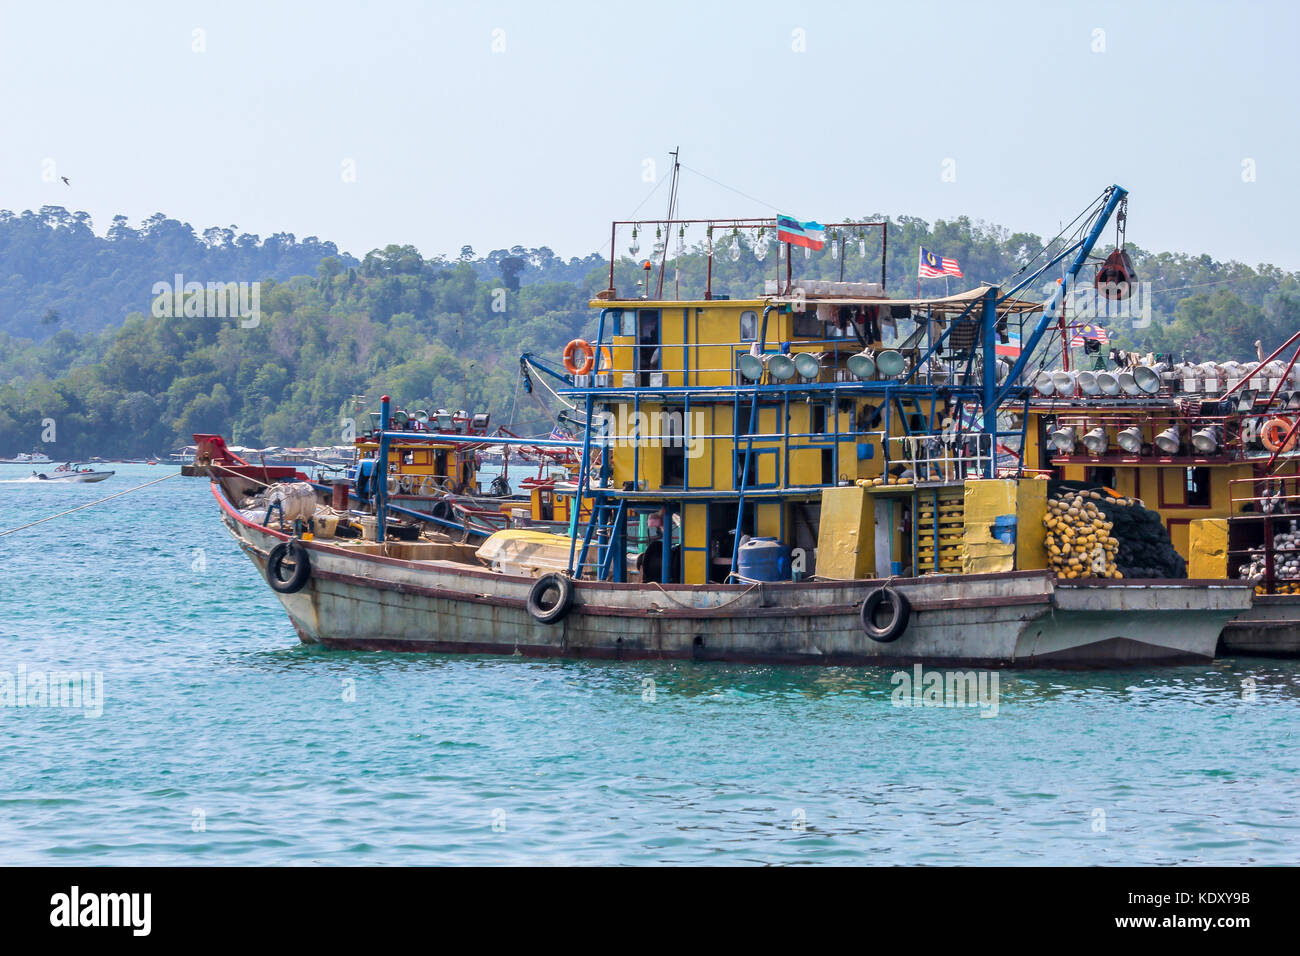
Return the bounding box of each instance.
[1186,467,1211,506]
[616,309,636,337]
[1086,466,1115,488]
[739,310,758,341]
[791,311,823,338]
[661,405,686,488]
[636,310,661,383]
[638,309,660,343]
[812,404,828,434]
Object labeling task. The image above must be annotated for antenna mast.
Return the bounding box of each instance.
[656,147,680,299]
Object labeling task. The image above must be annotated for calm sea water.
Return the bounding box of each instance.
[0,462,1297,865]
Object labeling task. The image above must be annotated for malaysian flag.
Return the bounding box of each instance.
[549,424,573,442]
[1068,323,1110,347]
[919,247,962,278]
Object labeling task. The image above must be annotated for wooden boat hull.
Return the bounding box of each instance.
[213,484,1246,667]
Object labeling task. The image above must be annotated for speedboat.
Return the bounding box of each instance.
[30,464,114,483]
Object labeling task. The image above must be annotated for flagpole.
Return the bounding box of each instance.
[916,247,921,298]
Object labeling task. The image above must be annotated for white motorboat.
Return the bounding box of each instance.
[28,464,114,483]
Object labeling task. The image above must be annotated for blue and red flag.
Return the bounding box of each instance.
[776,215,826,250]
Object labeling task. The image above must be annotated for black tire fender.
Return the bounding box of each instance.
[527,573,574,625]
[267,539,312,594]
[860,586,910,643]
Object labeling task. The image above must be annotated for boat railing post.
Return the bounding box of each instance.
[376,394,390,543]
[730,388,761,577]
[566,309,610,578]
[980,287,999,478]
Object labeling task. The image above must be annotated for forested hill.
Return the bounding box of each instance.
[0,207,358,338]
[0,205,1297,459]
[0,206,604,340]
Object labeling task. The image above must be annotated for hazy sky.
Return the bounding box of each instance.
[2,0,1295,270]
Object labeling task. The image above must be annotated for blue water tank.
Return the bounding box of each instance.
[737,537,792,582]
[993,514,1017,545]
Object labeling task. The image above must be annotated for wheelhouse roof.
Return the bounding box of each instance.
[590,287,1045,314]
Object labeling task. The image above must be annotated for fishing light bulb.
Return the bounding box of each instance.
[830,238,839,259]
[858,238,866,257]
[729,231,740,262]
[628,227,639,257]
[755,232,769,260]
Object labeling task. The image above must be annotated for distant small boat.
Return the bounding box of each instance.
[3,451,53,464]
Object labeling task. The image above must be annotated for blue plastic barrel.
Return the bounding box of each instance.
[993,514,1017,545]
[736,537,791,581]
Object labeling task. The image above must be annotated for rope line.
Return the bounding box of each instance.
[0,471,182,537]
[650,580,760,609]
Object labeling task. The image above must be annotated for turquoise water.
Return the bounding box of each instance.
[1,462,1298,865]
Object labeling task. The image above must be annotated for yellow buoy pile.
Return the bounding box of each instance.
[1043,490,1121,579]
[856,476,913,487]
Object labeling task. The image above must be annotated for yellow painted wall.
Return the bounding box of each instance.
[1188,518,1228,579]
[1015,478,1049,570]
[757,503,781,538]
[683,502,709,584]
[962,479,1017,574]
[817,485,874,579]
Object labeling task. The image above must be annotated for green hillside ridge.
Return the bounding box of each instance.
[1,209,1298,459]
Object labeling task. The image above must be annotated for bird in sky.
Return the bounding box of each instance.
[61,176,70,186]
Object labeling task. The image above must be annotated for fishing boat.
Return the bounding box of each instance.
[4,451,53,464]
[327,405,584,539]
[186,182,1256,666]
[1021,341,1300,656]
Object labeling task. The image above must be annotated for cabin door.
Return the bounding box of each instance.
[636,309,661,385]
[707,502,754,584]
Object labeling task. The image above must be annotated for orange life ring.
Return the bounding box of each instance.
[1261,417,1297,453]
[563,339,595,375]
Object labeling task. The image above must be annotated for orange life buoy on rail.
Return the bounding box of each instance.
[563,339,596,375]
[1261,417,1297,453]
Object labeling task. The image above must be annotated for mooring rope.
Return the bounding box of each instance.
[650,580,759,609]
[0,471,182,537]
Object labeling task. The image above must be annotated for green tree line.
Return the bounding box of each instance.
[0,208,1297,459]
